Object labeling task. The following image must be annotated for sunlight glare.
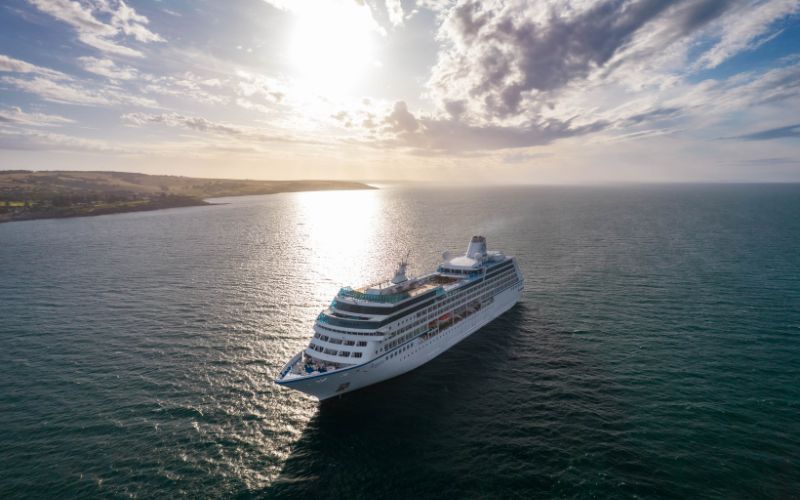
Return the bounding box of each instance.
[291,189,385,306]
[287,1,378,96]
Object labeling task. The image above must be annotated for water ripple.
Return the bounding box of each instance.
[1,186,799,498]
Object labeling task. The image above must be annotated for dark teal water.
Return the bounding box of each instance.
[1,185,799,498]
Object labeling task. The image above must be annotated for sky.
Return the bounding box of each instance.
[0,0,799,183]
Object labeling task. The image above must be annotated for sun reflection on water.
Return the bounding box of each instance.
[291,189,385,301]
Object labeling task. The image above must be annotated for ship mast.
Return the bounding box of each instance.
[391,250,411,284]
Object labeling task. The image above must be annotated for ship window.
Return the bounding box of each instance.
[357,341,367,346]
[339,351,350,357]
[353,352,363,358]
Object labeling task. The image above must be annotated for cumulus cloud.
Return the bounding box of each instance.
[375,0,800,157]
[376,100,605,153]
[429,0,750,120]
[426,0,800,125]
[26,0,163,57]
[385,101,419,133]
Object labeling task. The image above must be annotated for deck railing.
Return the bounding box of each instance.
[338,287,409,303]
[337,285,446,304]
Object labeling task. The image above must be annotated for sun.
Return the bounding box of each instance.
[287,1,378,96]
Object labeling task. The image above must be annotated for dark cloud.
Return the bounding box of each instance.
[677,0,731,34]
[380,101,606,154]
[385,101,419,132]
[434,0,740,118]
[444,99,467,119]
[730,123,800,141]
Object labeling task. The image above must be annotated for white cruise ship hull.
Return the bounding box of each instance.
[277,282,523,400]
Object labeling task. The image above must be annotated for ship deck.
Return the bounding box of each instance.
[353,274,459,298]
[278,352,355,381]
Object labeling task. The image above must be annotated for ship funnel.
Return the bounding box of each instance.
[466,235,487,259]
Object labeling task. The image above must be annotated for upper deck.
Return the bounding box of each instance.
[337,274,459,305]
[335,236,510,306]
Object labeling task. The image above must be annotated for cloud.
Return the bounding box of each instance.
[684,62,800,113]
[0,53,69,79]
[25,0,163,58]
[385,101,419,132]
[502,151,552,164]
[142,73,228,105]
[426,0,800,126]
[430,1,746,120]
[78,56,138,80]
[723,157,800,165]
[0,106,75,127]
[729,123,800,141]
[0,127,127,153]
[261,0,387,34]
[621,107,682,126]
[696,0,800,69]
[107,0,164,43]
[377,101,606,153]
[2,75,158,107]
[386,0,404,26]
[121,112,304,144]
[236,71,285,104]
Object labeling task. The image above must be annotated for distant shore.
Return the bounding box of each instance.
[0,195,213,223]
[0,171,375,224]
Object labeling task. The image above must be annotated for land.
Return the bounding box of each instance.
[0,170,374,223]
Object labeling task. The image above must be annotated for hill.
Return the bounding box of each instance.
[0,170,375,223]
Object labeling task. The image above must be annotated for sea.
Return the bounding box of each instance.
[1,185,799,499]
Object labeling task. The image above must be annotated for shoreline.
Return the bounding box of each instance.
[0,185,374,224]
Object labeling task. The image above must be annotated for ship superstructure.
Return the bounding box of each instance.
[275,236,524,400]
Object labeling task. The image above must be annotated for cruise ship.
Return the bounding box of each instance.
[275,236,524,400]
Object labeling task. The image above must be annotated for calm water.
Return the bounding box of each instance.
[1,185,799,498]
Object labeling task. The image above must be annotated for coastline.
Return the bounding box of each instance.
[0,171,375,224]
[0,195,212,224]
